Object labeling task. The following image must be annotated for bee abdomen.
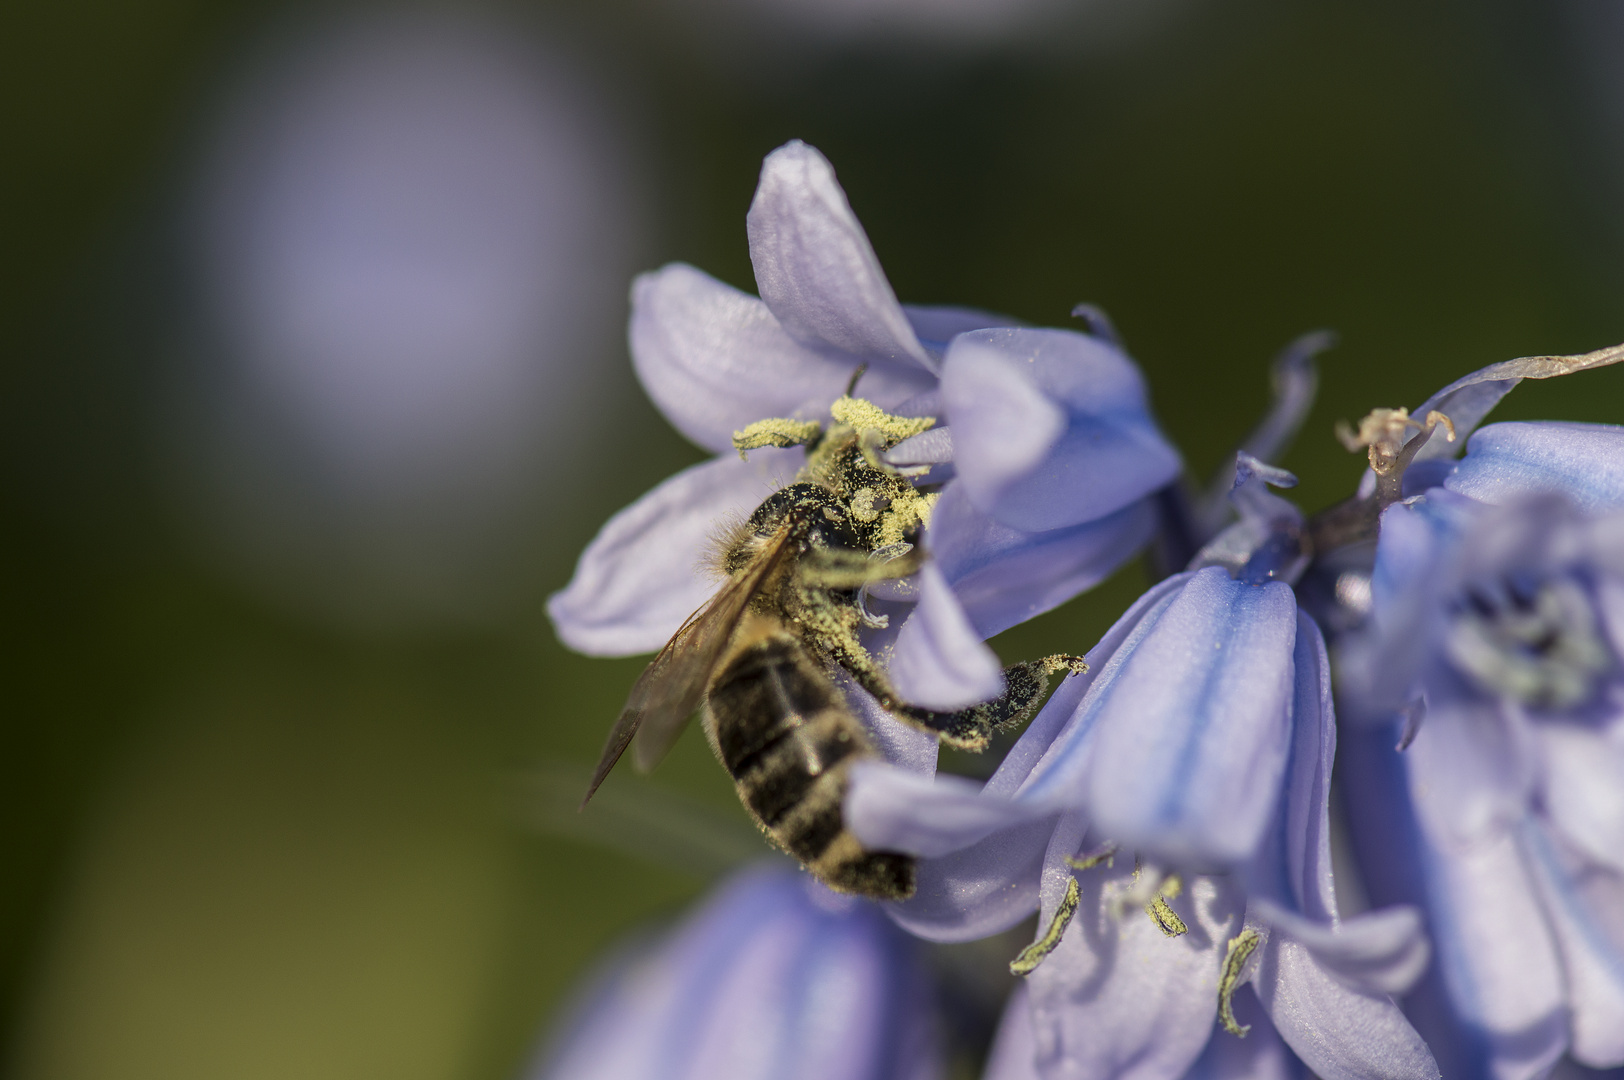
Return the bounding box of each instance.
[705,631,914,901]
[736,721,858,826]
[709,636,838,777]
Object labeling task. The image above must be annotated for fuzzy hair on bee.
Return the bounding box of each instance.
[581,390,1085,900]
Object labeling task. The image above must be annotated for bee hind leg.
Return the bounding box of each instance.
[893,654,1088,751]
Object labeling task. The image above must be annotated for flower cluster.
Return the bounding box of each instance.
[544,140,1624,1080]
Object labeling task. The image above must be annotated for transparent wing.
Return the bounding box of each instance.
[580,530,793,808]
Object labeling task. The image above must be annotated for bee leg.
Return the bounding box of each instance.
[892,654,1088,751]
[797,544,924,591]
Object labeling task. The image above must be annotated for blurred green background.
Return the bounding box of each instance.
[5,1,1624,1078]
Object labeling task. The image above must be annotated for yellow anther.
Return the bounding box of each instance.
[1145,895,1189,937]
[1141,873,1187,936]
[1010,876,1081,976]
[1218,930,1264,1037]
[829,396,935,447]
[1066,844,1117,872]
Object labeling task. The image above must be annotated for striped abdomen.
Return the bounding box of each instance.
[704,625,915,900]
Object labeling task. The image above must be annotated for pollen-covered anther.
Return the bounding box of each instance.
[1010,876,1081,976]
[828,396,936,448]
[1218,930,1264,1037]
[1065,842,1117,872]
[1109,857,1174,921]
[732,417,824,459]
[1140,872,1187,936]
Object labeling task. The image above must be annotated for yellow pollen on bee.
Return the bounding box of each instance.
[850,487,882,523]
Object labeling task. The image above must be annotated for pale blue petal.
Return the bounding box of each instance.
[1248,613,1435,997]
[1337,521,1435,718]
[941,327,1182,532]
[887,562,1005,711]
[884,427,953,467]
[1252,935,1440,1080]
[1027,856,1242,1080]
[1277,612,1338,921]
[1445,422,1624,514]
[902,303,1018,355]
[1340,718,1569,1080]
[1341,501,1449,710]
[746,141,934,371]
[630,264,933,454]
[1405,696,1536,847]
[926,481,1155,641]
[535,864,941,1080]
[982,984,1041,1080]
[939,340,1067,501]
[1551,1060,1624,1078]
[1237,330,1335,467]
[885,817,1059,943]
[1423,827,1567,1080]
[1522,825,1624,1069]
[844,762,1048,858]
[1538,721,1624,875]
[548,450,802,656]
[997,575,1191,797]
[1022,568,1298,867]
[1183,987,1308,1080]
[1013,576,1193,807]
[1081,569,1297,866]
[1411,380,1521,463]
[840,675,940,774]
[1251,901,1430,996]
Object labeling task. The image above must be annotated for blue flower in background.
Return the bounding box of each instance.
[1338,425,1624,1078]
[844,457,1436,1080]
[547,138,1180,713]
[533,863,941,1080]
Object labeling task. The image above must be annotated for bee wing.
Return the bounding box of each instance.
[580,529,794,808]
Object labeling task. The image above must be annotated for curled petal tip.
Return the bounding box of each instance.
[1234,452,1299,491]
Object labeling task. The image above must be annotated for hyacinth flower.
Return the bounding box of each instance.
[844,453,1437,1080]
[550,137,1180,722]
[532,862,941,1080]
[1332,419,1624,1077]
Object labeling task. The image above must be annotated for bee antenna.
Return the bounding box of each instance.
[844,363,869,397]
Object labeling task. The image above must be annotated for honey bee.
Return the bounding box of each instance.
[582,385,1084,900]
